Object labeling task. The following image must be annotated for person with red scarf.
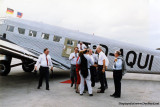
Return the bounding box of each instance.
[75,51,83,93]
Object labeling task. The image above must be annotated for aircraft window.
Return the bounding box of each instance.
[93,45,97,49]
[6,25,14,32]
[29,30,37,37]
[53,35,62,42]
[67,40,75,46]
[41,33,49,40]
[18,28,25,34]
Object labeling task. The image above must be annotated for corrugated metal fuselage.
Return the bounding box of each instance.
[0,18,160,74]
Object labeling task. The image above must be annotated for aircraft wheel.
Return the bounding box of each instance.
[22,60,34,72]
[0,60,11,76]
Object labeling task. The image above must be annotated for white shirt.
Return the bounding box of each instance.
[77,54,94,68]
[98,51,106,65]
[89,55,94,66]
[77,44,87,51]
[69,52,79,65]
[35,53,53,67]
[93,54,98,63]
[105,56,109,67]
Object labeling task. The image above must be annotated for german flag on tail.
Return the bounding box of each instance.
[6,8,14,14]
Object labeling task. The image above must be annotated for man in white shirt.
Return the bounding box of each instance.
[77,42,87,51]
[69,47,79,88]
[93,53,98,64]
[35,48,53,90]
[88,49,96,87]
[96,46,107,93]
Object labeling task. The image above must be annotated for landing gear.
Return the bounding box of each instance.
[22,60,35,72]
[0,56,12,76]
[0,55,35,76]
[0,60,11,76]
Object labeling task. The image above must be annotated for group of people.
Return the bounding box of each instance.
[35,42,125,98]
[69,42,125,98]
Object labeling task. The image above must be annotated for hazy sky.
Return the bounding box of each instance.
[149,0,160,49]
[0,0,159,49]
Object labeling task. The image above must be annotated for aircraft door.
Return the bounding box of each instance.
[62,38,78,57]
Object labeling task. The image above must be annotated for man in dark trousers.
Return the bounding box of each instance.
[96,46,106,93]
[88,49,97,87]
[110,50,123,98]
[69,47,79,88]
[35,48,53,90]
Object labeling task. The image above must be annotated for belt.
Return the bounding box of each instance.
[40,66,49,68]
[113,70,122,71]
[71,64,76,66]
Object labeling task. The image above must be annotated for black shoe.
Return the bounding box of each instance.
[80,94,83,96]
[105,86,108,89]
[37,86,40,89]
[46,88,50,90]
[110,94,115,97]
[83,91,86,93]
[98,87,101,89]
[89,94,93,96]
[114,96,120,98]
[97,90,104,93]
[75,90,79,93]
[91,83,95,87]
[71,83,74,87]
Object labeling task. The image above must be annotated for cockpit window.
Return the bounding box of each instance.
[53,35,62,42]
[29,30,37,37]
[18,27,25,34]
[6,25,14,32]
[41,33,49,40]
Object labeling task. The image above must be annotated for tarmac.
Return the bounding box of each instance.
[0,59,160,107]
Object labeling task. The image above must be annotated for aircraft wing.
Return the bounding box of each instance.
[0,38,68,70]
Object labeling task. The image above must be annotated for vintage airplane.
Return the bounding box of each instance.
[0,17,160,76]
